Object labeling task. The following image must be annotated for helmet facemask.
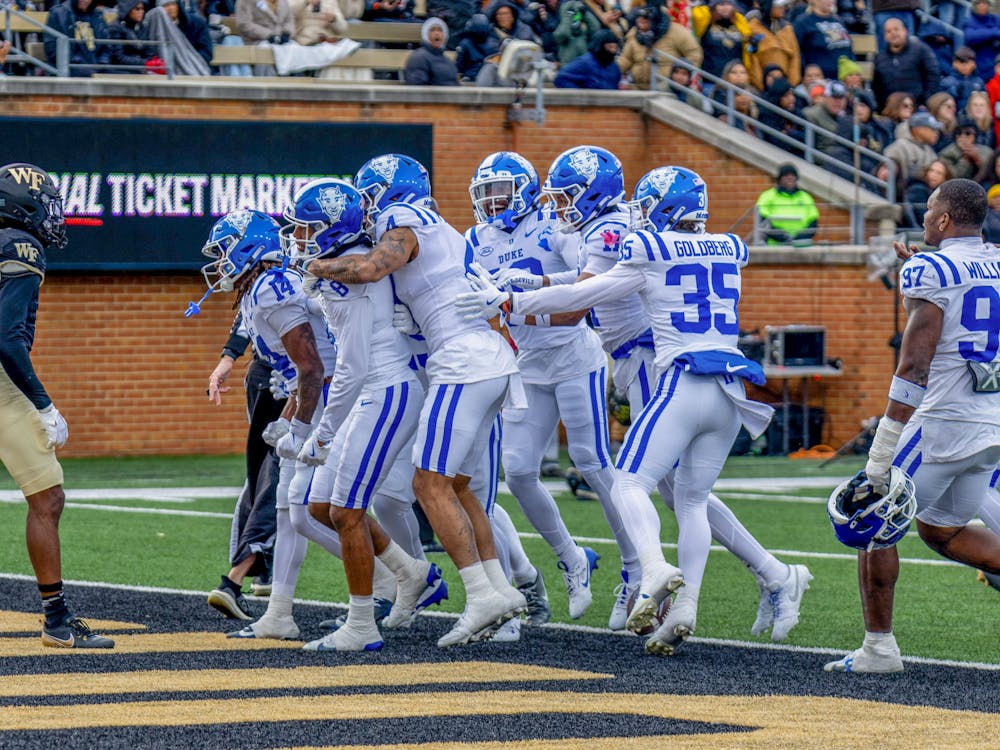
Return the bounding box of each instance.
[542,184,584,233]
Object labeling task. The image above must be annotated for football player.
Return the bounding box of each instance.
[0,163,114,649]
[458,165,782,655]
[306,154,527,647]
[465,150,621,622]
[826,179,1000,673]
[280,178,448,651]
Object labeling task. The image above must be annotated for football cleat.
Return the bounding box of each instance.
[626,562,683,636]
[517,570,551,626]
[207,583,253,621]
[540,459,565,478]
[251,573,272,598]
[303,626,384,652]
[770,564,813,642]
[41,617,115,649]
[227,613,300,640]
[823,643,904,673]
[977,569,1000,592]
[319,598,393,633]
[558,546,600,619]
[490,616,522,643]
[384,563,447,629]
[565,467,598,501]
[608,569,639,632]
[437,590,517,648]
[644,591,696,657]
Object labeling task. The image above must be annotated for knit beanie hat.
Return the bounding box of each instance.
[837,55,862,81]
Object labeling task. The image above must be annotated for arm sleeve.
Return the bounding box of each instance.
[314,296,372,442]
[0,275,50,409]
[547,269,580,285]
[511,263,644,315]
[222,311,251,360]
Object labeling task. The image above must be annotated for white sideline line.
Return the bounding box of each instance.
[1,573,996,672]
[0,487,244,502]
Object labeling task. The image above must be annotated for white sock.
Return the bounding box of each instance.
[372,558,398,602]
[458,562,494,600]
[347,594,375,631]
[864,631,897,650]
[377,539,424,578]
[482,557,511,591]
[265,593,293,619]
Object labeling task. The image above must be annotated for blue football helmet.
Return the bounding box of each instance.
[280,178,366,262]
[354,154,431,234]
[827,467,917,551]
[629,166,709,232]
[201,210,282,293]
[469,151,540,230]
[542,145,624,232]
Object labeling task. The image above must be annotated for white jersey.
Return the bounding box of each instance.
[897,236,1000,460]
[465,208,605,383]
[578,207,650,355]
[240,267,337,384]
[377,201,517,384]
[309,245,419,442]
[513,228,749,374]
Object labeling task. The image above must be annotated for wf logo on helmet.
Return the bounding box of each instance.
[7,167,47,192]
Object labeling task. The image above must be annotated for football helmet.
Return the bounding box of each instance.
[201,210,282,293]
[469,151,540,230]
[629,166,708,233]
[280,178,366,262]
[542,146,624,232]
[354,154,431,234]
[0,163,67,249]
[827,467,917,551]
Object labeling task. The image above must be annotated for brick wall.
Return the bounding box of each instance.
[8,91,893,456]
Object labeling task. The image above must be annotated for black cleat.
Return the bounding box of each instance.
[42,617,115,649]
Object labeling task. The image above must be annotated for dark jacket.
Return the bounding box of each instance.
[106,0,156,70]
[793,10,853,80]
[962,9,1000,81]
[44,0,112,76]
[942,68,986,111]
[524,0,560,60]
[425,0,475,48]
[984,208,1000,243]
[455,13,499,80]
[873,37,941,108]
[759,78,805,154]
[175,3,213,66]
[487,0,538,43]
[404,42,460,85]
[554,28,621,89]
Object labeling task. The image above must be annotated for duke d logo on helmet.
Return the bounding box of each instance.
[7,166,47,192]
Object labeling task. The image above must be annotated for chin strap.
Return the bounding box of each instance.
[184,288,213,317]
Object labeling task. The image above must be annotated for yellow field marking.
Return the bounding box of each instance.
[0,611,147,633]
[3,690,999,749]
[0,662,610,698]
[0,631,304,657]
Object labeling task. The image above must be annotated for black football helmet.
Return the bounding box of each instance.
[0,163,67,249]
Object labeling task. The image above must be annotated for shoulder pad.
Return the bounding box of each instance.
[249,268,303,310]
[378,203,440,236]
[900,253,952,297]
[584,221,626,255]
[0,229,46,279]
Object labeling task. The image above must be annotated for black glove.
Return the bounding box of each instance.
[280,32,290,44]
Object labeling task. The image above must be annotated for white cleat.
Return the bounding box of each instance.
[384,562,446,630]
[608,569,638,632]
[823,644,903,673]
[644,591,697,656]
[770,564,813,642]
[558,546,600,620]
[227,612,300,640]
[303,625,384,652]
[437,591,517,648]
[626,562,683,636]
[490,617,522,643]
[750,575,773,638]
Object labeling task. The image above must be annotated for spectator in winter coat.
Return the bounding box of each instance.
[963,0,1000,81]
[617,6,702,88]
[871,0,918,49]
[942,45,987,112]
[803,79,849,154]
[44,0,112,76]
[289,0,348,46]
[939,116,995,182]
[692,0,751,81]
[425,0,474,48]
[927,91,959,151]
[554,0,601,65]
[882,90,916,139]
[760,76,805,154]
[755,164,819,246]
[967,89,997,148]
[404,16,459,84]
[831,88,894,175]
[986,54,1000,148]
[107,0,160,71]
[710,59,760,134]
[160,0,213,66]
[524,0,560,61]
[456,13,499,81]
[363,0,414,21]
[489,1,538,43]
[745,0,801,91]
[983,183,1000,242]
[554,27,622,89]
[793,0,854,81]
[236,0,293,45]
[582,0,629,40]
[884,108,942,183]
[917,16,956,77]
[872,17,941,109]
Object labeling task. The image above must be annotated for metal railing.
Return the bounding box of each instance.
[650,50,896,245]
[915,7,964,46]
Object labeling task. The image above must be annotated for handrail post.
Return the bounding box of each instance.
[56,34,69,77]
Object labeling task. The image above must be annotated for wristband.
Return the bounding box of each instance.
[888,376,925,408]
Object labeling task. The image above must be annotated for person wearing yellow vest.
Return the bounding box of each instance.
[755,163,819,246]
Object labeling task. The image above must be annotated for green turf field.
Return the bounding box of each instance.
[2,454,998,664]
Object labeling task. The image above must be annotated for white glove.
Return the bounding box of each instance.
[492,267,545,291]
[298,433,332,466]
[262,417,291,447]
[38,404,68,449]
[455,261,511,321]
[392,303,420,335]
[275,417,311,460]
[269,370,293,400]
[302,274,322,298]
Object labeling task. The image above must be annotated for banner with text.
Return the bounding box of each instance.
[0,118,433,270]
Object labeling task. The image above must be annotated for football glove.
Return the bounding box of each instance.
[392,303,420,335]
[301,274,322,299]
[262,417,291,447]
[38,405,68,449]
[269,370,293,400]
[298,433,332,466]
[455,262,511,321]
[275,418,311,460]
[491,267,545,291]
